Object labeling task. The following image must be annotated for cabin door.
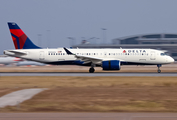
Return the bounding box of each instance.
[150,51,156,60]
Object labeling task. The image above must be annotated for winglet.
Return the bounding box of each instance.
[63,47,74,55]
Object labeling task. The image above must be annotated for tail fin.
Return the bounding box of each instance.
[8,22,40,49]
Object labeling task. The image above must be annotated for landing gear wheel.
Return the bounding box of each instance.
[89,68,95,73]
[157,64,162,73]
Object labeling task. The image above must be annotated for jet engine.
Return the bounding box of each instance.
[102,60,121,70]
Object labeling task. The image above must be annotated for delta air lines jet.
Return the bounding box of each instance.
[4,22,174,73]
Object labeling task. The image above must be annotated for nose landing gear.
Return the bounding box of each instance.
[157,64,162,73]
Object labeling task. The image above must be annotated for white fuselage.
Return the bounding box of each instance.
[4,48,174,66]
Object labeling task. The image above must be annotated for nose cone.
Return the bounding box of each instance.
[168,57,175,63]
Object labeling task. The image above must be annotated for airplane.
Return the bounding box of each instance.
[4,22,174,73]
[0,56,23,65]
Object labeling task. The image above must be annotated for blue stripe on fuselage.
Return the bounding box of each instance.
[44,60,157,66]
[45,60,91,66]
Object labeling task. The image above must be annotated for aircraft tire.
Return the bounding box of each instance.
[89,68,95,73]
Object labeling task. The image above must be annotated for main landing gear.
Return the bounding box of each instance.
[89,67,95,73]
[89,63,95,73]
[157,64,162,73]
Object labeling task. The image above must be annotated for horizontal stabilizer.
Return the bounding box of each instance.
[5,50,27,55]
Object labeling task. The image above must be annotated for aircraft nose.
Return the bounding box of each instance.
[168,57,174,63]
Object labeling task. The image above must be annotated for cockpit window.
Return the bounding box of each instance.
[165,52,170,56]
[161,53,165,56]
[161,53,168,56]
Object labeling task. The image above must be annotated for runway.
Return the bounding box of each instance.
[0,113,177,120]
[0,72,177,76]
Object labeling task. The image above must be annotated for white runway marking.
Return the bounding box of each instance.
[0,88,46,108]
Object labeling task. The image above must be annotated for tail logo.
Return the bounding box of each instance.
[8,22,40,49]
[10,29,27,49]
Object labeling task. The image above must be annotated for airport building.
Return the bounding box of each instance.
[72,33,177,60]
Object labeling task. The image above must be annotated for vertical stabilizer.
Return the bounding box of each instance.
[8,22,40,49]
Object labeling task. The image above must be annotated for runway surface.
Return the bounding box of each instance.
[0,72,177,76]
[0,113,177,120]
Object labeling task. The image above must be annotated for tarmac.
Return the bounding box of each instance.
[0,72,177,76]
[0,113,177,120]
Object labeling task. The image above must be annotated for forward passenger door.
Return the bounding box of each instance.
[150,51,156,60]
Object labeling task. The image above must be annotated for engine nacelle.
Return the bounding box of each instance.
[102,60,121,70]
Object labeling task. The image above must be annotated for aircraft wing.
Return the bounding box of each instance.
[63,48,124,64]
[75,55,103,64]
[64,47,102,64]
